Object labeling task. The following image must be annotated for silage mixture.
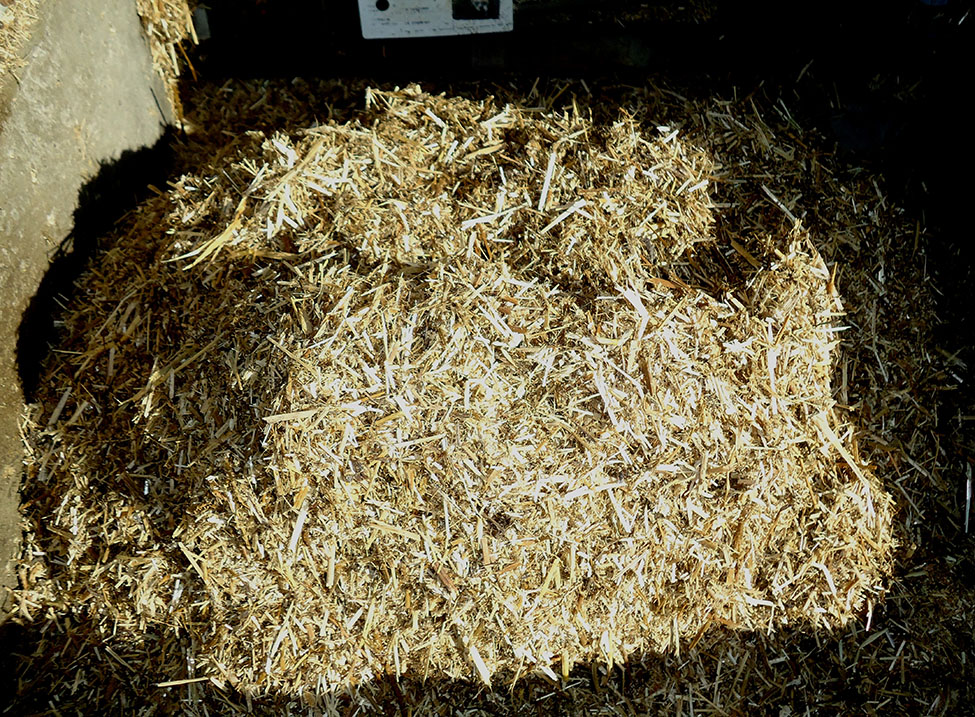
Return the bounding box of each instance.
[16,87,894,694]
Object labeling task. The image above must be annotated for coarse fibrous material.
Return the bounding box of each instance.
[135,0,197,120]
[16,87,894,696]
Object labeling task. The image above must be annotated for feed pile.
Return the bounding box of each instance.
[15,87,894,697]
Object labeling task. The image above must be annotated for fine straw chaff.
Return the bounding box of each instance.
[16,87,894,695]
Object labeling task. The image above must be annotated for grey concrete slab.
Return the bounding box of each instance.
[0,0,173,595]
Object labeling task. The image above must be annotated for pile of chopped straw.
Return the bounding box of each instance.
[13,86,895,696]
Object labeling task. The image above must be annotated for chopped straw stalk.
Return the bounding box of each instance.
[18,87,893,693]
[0,0,39,82]
[135,0,197,121]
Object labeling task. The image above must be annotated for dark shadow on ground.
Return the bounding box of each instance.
[15,129,176,403]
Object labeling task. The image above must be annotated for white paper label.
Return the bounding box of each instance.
[358,0,513,39]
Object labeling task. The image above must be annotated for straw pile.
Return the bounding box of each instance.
[13,86,895,696]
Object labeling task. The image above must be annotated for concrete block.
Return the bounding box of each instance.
[0,0,173,593]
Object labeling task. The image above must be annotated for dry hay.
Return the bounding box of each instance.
[11,85,897,699]
[135,0,197,121]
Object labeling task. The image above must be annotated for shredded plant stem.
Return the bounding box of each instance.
[15,87,897,698]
